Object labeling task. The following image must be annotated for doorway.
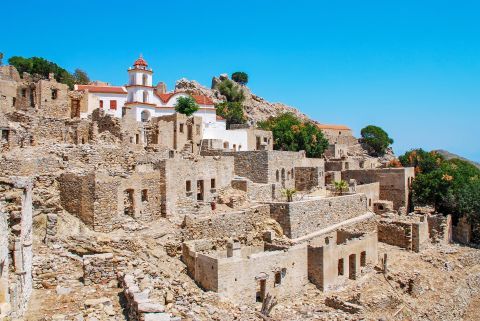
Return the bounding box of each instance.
[256,279,266,302]
[197,180,204,201]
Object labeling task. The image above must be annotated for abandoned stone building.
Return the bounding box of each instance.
[183,239,309,305]
[342,167,415,211]
[1,59,477,320]
[308,229,378,291]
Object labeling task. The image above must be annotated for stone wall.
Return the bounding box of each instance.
[269,194,368,239]
[83,253,116,286]
[0,177,33,318]
[378,216,428,252]
[159,156,234,216]
[182,204,271,240]
[342,168,415,210]
[59,168,162,232]
[453,217,472,244]
[427,214,452,243]
[355,183,380,210]
[295,167,325,191]
[183,241,309,305]
[121,274,173,321]
[308,230,378,291]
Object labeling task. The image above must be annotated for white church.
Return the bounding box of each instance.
[74,56,272,151]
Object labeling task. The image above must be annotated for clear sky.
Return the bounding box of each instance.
[2,0,479,161]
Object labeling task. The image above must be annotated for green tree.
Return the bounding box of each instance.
[8,55,89,89]
[402,149,480,224]
[215,101,246,127]
[360,125,394,156]
[214,78,245,103]
[231,71,248,85]
[175,96,199,116]
[257,112,329,158]
[399,149,444,174]
[73,68,90,85]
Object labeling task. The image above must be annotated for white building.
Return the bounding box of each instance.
[73,55,272,151]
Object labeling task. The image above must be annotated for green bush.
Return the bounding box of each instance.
[215,78,245,103]
[257,112,328,158]
[174,96,199,116]
[215,101,246,127]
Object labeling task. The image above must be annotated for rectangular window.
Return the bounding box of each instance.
[141,189,148,202]
[99,100,104,108]
[186,180,191,192]
[179,123,184,133]
[110,100,117,110]
[211,178,216,189]
[274,272,282,286]
[21,88,27,97]
[338,258,344,276]
[51,89,58,100]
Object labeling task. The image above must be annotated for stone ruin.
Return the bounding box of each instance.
[0,63,477,320]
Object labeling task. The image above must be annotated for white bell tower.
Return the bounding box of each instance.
[127,55,154,104]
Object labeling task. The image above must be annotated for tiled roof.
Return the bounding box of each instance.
[216,115,225,121]
[76,85,127,94]
[317,123,351,131]
[155,92,214,105]
[133,56,148,67]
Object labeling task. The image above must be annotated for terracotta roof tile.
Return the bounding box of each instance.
[77,85,127,94]
[317,123,351,130]
[155,92,214,105]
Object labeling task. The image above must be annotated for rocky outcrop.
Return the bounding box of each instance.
[175,74,311,125]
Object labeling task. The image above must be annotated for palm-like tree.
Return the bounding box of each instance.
[282,188,297,202]
[334,180,349,195]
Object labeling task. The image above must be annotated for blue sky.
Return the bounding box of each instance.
[3,0,479,161]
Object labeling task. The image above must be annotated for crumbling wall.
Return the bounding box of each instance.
[308,231,378,291]
[182,204,271,240]
[378,217,428,252]
[35,77,70,118]
[342,168,415,210]
[269,194,368,239]
[453,217,472,244]
[427,214,452,243]
[295,167,325,191]
[355,182,380,210]
[160,156,234,216]
[83,253,116,286]
[0,177,33,318]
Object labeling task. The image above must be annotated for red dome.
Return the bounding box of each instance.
[133,55,148,67]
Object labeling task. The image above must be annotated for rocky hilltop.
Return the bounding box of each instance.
[175,74,311,125]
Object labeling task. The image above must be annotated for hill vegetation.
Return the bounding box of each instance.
[399,149,480,224]
[8,56,89,89]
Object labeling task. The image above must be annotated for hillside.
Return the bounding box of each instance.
[175,74,312,125]
[435,149,480,169]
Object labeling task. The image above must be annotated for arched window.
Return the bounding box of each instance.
[276,170,279,182]
[281,168,286,187]
[141,110,150,122]
[143,91,148,103]
[143,74,148,86]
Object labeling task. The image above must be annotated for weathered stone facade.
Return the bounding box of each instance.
[342,168,415,210]
[269,194,368,239]
[183,240,308,305]
[308,230,378,291]
[0,177,33,318]
[378,215,429,252]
